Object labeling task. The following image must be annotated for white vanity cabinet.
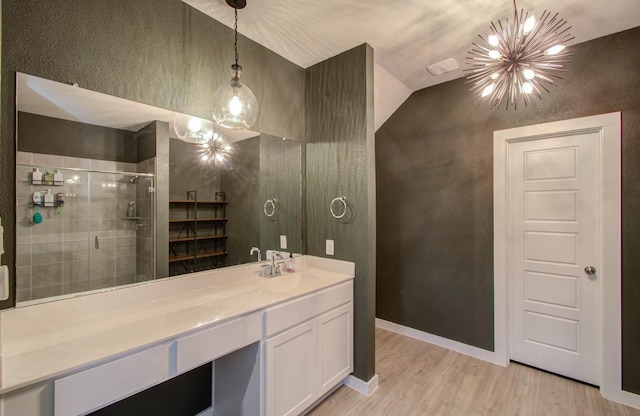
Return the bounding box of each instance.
[2,312,262,416]
[0,258,355,416]
[263,280,353,416]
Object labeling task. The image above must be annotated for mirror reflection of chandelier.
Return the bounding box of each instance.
[173,114,233,166]
[465,0,574,109]
[199,133,233,166]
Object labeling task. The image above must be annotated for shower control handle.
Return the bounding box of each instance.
[95,236,99,249]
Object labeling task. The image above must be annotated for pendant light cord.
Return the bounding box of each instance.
[234,0,239,68]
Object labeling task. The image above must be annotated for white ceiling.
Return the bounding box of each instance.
[17,2,640,136]
[183,0,640,91]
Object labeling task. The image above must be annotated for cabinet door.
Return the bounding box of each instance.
[265,320,316,416]
[317,303,353,397]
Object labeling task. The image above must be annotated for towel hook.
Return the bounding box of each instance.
[330,196,347,219]
[263,198,277,217]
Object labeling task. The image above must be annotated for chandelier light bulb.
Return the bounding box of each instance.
[523,15,536,34]
[465,0,574,109]
[488,50,502,60]
[545,44,566,55]
[482,84,496,97]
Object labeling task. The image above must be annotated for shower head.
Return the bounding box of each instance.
[121,175,138,183]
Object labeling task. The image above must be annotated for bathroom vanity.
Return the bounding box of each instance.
[0,256,354,416]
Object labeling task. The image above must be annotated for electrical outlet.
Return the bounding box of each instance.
[326,239,334,256]
[280,235,287,249]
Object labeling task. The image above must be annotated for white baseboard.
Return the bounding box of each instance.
[375,318,506,367]
[196,407,214,416]
[343,374,379,397]
[605,388,640,410]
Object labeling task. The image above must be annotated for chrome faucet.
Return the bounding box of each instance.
[271,251,283,265]
[250,246,261,263]
[270,251,284,276]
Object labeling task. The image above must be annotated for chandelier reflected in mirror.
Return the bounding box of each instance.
[199,132,233,166]
[465,0,574,109]
[173,113,234,166]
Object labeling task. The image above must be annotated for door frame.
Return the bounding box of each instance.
[493,112,631,404]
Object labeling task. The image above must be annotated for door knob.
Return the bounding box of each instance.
[584,266,596,275]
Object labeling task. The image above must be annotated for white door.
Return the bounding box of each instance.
[508,131,600,385]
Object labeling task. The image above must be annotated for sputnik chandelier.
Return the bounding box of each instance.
[465,0,574,109]
[199,131,233,166]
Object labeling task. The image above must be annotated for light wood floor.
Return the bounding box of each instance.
[309,328,640,416]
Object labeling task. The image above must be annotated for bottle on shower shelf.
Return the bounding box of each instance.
[126,201,136,218]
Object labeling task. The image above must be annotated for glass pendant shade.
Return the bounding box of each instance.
[173,113,215,144]
[212,65,258,130]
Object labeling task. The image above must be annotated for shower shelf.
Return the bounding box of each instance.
[31,179,64,186]
[169,234,228,243]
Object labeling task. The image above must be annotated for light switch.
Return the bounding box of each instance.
[326,239,334,256]
[0,265,8,301]
[280,235,287,249]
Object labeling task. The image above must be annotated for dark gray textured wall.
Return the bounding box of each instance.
[136,122,157,163]
[306,44,376,381]
[0,0,305,308]
[169,138,221,201]
[18,112,137,162]
[376,27,640,393]
[222,137,260,266]
[259,135,302,255]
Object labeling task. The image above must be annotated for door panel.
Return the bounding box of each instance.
[509,132,600,385]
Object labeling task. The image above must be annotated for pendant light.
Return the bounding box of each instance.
[212,0,259,129]
[465,0,574,109]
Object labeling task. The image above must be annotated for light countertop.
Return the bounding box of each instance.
[0,256,355,394]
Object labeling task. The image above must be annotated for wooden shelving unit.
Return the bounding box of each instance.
[169,191,228,274]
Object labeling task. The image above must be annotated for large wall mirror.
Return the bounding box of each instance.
[15,73,303,305]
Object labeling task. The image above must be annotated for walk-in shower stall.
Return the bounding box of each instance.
[16,152,156,303]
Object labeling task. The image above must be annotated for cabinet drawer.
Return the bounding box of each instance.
[176,318,243,374]
[54,344,167,416]
[264,281,353,337]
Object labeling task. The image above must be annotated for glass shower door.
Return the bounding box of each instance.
[89,172,155,290]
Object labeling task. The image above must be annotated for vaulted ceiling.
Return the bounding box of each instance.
[184,0,640,91]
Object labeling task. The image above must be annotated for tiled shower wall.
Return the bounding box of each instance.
[16,151,155,302]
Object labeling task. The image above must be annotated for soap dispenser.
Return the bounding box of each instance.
[31,168,43,185]
[286,252,295,273]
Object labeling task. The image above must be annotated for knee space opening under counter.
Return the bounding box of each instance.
[0,256,355,416]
